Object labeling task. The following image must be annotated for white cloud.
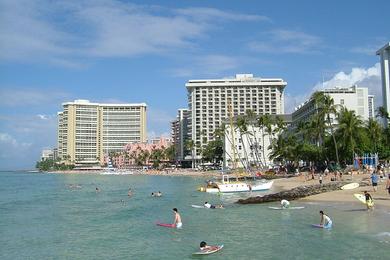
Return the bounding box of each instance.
[0,88,69,107]
[37,114,49,120]
[285,63,383,113]
[249,29,322,54]
[175,7,270,22]
[0,0,269,64]
[0,132,32,148]
[312,63,381,91]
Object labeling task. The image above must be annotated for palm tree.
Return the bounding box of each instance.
[336,107,363,163]
[376,106,390,127]
[257,115,268,168]
[312,92,340,164]
[245,110,263,168]
[366,118,382,152]
[236,115,251,170]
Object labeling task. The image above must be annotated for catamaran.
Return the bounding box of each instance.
[198,100,273,193]
[199,174,273,193]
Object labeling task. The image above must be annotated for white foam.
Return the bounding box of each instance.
[375,232,390,237]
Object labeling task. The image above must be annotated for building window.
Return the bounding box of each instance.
[340,99,344,105]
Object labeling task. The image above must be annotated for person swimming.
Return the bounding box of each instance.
[199,241,219,251]
[319,210,332,229]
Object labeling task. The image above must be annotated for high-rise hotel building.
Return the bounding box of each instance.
[292,85,374,127]
[186,74,287,156]
[171,108,191,162]
[57,99,147,166]
[377,42,390,127]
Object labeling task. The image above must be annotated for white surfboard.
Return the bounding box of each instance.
[268,206,305,210]
[191,205,205,208]
[354,193,374,206]
[192,245,224,255]
[341,183,359,190]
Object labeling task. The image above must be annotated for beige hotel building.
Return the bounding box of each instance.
[58,99,147,166]
[186,74,287,157]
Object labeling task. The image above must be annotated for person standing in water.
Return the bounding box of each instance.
[172,208,182,228]
[364,191,374,210]
[128,188,132,197]
[281,199,290,209]
[319,210,332,229]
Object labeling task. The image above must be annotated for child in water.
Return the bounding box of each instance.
[319,210,332,229]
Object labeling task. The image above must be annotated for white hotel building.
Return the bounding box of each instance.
[58,99,147,166]
[186,74,287,157]
[292,85,374,126]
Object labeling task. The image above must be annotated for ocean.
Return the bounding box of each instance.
[0,171,389,259]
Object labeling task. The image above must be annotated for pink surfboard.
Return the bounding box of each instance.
[311,224,323,228]
[156,222,175,228]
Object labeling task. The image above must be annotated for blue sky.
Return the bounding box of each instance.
[0,0,389,170]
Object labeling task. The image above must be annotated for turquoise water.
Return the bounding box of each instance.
[0,171,389,260]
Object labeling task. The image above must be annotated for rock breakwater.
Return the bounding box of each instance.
[237,181,369,204]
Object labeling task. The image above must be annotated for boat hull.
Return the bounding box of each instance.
[204,180,273,193]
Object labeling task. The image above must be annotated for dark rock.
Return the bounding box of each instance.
[237,181,369,204]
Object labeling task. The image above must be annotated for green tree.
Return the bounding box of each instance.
[366,118,382,152]
[185,140,195,168]
[336,108,364,163]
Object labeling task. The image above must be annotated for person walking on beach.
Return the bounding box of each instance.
[319,210,332,229]
[364,191,374,210]
[370,171,379,192]
[172,208,182,228]
[386,175,390,195]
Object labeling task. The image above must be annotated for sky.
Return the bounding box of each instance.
[0,0,389,170]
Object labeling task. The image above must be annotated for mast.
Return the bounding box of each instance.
[227,99,239,181]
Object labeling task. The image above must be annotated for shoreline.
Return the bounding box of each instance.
[275,174,390,208]
[45,169,222,178]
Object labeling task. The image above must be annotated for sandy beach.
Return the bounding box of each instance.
[273,173,390,208]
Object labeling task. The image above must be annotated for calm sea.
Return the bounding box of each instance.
[0,171,389,259]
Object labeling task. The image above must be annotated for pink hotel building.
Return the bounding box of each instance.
[110,137,172,168]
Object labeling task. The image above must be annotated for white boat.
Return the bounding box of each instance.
[199,174,273,193]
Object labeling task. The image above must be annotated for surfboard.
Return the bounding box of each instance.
[354,194,374,206]
[268,206,305,210]
[341,183,359,190]
[311,224,324,228]
[156,222,175,228]
[192,245,224,255]
[191,205,205,208]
